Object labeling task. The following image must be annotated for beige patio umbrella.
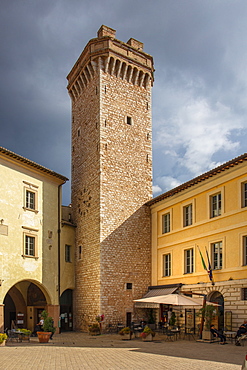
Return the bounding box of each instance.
[134,293,202,306]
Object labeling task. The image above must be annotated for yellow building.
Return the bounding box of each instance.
[0,147,74,332]
[147,153,247,331]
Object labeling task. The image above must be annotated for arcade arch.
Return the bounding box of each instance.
[3,280,51,332]
[59,289,73,331]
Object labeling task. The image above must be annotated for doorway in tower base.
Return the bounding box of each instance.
[60,289,73,331]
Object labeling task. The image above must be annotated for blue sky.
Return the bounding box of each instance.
[1,0,247,205]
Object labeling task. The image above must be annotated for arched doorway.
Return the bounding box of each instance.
[4,281,48,331]
[208,291,224,330]
[60,289,73,331]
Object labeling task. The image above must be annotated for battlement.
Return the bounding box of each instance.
[67,26,154,101]
[97,25,116,39]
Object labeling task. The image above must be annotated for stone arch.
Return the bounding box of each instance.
[126,65,132,83]
[131,67,138,85]
[3,279,52,332]
[85,65,91,82]
[120,62,127,79]
[88,61,95,76]
[138,70,144,86]
[75,80,81,95]
[59,289,73,331]
[114,59,121,77]
[72,85,78,99]
[108,57,115,75]
[77,75,84,91]
[143,73,150,88]
[207,290,224,330]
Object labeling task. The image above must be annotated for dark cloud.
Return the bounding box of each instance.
[1,0,247,203]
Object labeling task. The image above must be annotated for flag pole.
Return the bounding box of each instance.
[205,246,215,286]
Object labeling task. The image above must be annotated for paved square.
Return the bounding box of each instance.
[0,332,244,369]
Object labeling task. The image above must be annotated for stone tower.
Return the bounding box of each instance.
[67,25,154,330]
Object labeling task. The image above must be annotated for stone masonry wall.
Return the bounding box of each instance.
[182,279,247,331]
[71,72,101,330]
[99,70,152,325]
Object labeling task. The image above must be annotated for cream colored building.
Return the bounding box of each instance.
[147,153,247,331]
[0,147,74,332]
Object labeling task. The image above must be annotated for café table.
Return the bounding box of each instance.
[170,328,180,340]
[224,330,236,343]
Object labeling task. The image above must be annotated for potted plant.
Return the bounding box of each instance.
[89,323,101,335]
[196,304,219,341]
[119,327,132,340]
[147,309,156,330]
[95,314,104,332]
[0,333,7,346]
[169,312,176,328]
[37,310,56,343]
[18,328,32,341]
[140,325,155,341]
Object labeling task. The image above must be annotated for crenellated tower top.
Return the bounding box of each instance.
[67,25,154,101]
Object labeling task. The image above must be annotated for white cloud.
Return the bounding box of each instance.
[152,185,162,194]
[154,92,243,173]
[154,176,181,194]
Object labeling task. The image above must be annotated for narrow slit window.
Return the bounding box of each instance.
[127,116,132,125]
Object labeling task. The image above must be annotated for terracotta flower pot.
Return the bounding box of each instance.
[121,332,132,340]
[142,333,153,342]
[37,331,51,343]
[0,340,6,347]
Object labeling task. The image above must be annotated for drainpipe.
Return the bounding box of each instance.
[57,183,63,333]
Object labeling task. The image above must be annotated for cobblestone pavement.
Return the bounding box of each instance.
[1,332,245,369]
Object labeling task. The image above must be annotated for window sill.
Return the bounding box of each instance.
[23,207,39,214]
[210,214,221,219]
[22,255,39,260]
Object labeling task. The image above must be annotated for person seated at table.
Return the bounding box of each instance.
[235,321,247,345]
[210,325,227,345]
[32,317,44,337]
[140,319,146,329]
[236,321,247,337]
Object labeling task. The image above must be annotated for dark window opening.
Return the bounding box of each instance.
[242,288,247,300]
[127,116,132,125]
[65,245,71,262]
